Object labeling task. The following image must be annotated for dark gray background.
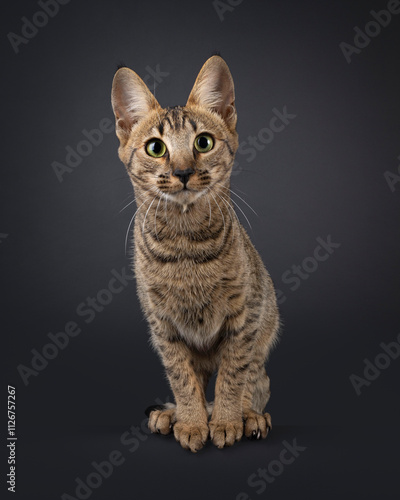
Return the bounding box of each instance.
[2,0,400,498]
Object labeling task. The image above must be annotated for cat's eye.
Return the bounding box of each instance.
[194,134,214,153]
[146,139,167,158]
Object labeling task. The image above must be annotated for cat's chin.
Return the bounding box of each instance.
[163,189,204,208]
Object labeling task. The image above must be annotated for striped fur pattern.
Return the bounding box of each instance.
[111,56,279,452]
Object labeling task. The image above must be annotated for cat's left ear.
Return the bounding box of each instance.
[186,56,236,130]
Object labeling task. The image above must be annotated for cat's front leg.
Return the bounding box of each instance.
[209,331,256,448]
[150,323,209,452]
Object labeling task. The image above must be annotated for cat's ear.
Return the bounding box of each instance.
[111,67,161,146]
[186,56,236,129]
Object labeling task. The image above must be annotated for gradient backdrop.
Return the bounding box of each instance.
[2,0,400,499]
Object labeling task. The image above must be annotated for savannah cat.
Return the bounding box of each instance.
[111,55,280,452]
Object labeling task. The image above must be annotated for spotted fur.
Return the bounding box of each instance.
[111,56,280,452]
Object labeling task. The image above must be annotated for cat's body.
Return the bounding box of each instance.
[111,56,279,452]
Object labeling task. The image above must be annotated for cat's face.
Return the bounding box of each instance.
[111,56,238,208]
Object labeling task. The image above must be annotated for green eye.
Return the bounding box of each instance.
[146,139,167,158]
[194,134,214,153]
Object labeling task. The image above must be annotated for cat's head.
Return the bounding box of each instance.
[111,56,238,207]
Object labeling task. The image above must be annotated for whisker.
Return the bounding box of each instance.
[214,181,253,231]
[124,198,148,255]
[215,191,235,238]
[228,195,252,230]
[119,192,136,205]
[208,189,226,241]
[164,195,168,225]
[119,197,137,214]
[207,196,212,228]
[218,185,258,217]
[230,182,249,196]
[218,192,241,232]
[218,191,247,231]
[154,195,163,241]
[142,196,158,234]
[119,185,157,213]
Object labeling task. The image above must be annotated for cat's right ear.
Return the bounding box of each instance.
[186,56,237,130]
[111,68,161,146]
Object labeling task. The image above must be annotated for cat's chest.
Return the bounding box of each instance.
[142,258,225,308]
[138,258,227,346]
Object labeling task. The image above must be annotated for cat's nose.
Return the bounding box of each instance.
[173,168,195,186]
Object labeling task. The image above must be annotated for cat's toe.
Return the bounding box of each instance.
[244,410,272,440]
[173,422,209,453]
[148,408,176,435]
[209,420,243,448]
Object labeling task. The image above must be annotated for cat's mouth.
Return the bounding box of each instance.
[164,186,204,205]
[171,184,199,195]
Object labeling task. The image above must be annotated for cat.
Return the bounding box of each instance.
[111,55,280,452]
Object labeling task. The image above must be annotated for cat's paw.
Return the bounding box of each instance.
[173,421,209,453]
[209,419,243,448]
[147,406,176,435]
[243,410,272,440]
